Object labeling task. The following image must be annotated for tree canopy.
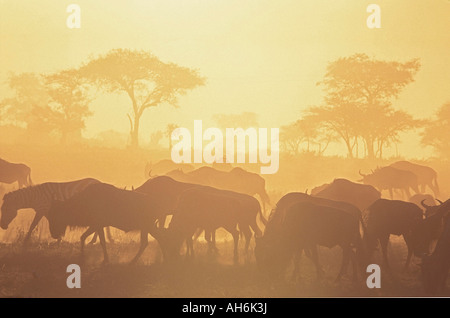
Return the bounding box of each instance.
[308,53,421,159]
[80,49,205,148]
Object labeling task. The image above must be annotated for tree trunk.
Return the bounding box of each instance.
[130,113,140,149]
[344,138,354,159]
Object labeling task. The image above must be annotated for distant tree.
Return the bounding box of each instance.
[80,49,205,148]
[45,69,92,144]
[310,54,421,159]
[149,130,163,149]
[213,112,259,130]
[0,71,92,143]
[421,102,450,158]
[165,123,179,150]
[280,117,336,155]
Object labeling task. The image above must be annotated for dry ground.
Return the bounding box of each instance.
[0,231,447,298]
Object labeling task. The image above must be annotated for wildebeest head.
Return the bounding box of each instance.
[153,227,184,263]
[421,199,444,218]
[254,236,292,278]
[357,170,374,185]
[0,192,19,230]
[47,200,68,239]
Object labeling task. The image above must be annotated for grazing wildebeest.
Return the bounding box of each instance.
[363,199,423,271]
[1,178,101,244]
[0,158,32,188]
[144,159,194,179]
[157,185,265,263]
[359,167,420,199]
[156,187,244,264]
[166,166,271,216]
[134,176,199,227]
[256,201,365,282]
[47,183,165,264]
[420,200,450,295]
[409,193,437,213]
[266,192,363,237]
[313,178,381,211]
[390,161,439,197]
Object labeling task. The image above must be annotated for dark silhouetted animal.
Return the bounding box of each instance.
[166,166,270,216]
[313,178,381,211]
[421,199,450,295]
[157,187,243,264]
[409,193,437,213]
[256,201,365,282]
[359,167,420,199]
[0,158,32,188]
[134,176,199,227]
[47,183,165,264]
[144,159,194,179]
[266,192,363,238]
[157,186,264,263]
[1,178,101,244]
[390,161,439,197]
[363,199,423,271]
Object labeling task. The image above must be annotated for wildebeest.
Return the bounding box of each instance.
[390,161,439,197]
[420,199,450,295]
[409,193,437,213]
[359,166,420,199]
[134,176,199,227]
[363,199,423,271]
[144,159,194,179]
[166,166,270,216]
[256,201,365,282]
[0,158,32,188]
[157,185,264,264]
[1,178,101,244]
[266,192,363,238]
[313,178,381,211]
[47,182,165,264]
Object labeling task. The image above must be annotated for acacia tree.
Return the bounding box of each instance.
[45,69,92,144]
[280,117,335,155]
[421,102,450,158]
[0,71,91,143]
[80,49,205,148]
[310,53,421,159]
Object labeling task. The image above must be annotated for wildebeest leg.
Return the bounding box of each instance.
[404,187,412,199]
[336,245,351,282]
[420,184,426,193]
[105,226,114,244]
[230,228,240,264]
[185,235,194,259]
[309,245,323,280]
[88,233,98,245]
[241,225,252,256]
[290,249,302,282]
[23,212,44,245]
[389,188,394,199]
[158,215,167,229]
[379,234,391,271]
[80,227,97,260]
[130,231,149,264]
[402,233,414,271]
[97,228,109,264]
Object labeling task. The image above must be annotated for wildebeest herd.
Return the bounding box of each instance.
[0,157,449,296]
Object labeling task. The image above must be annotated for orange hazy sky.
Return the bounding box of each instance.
[1,0,449,157]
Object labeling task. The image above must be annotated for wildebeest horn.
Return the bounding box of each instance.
[421,199,431,209]
[359,170,367,177]
[305,189,309,195]
[436,199,443,205]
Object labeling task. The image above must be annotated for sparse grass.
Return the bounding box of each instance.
[0,234,448,298]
